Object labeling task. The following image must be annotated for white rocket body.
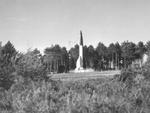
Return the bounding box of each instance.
[79,45,83,60]
[76,31,84,70]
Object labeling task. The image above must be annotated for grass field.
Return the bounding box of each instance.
[50,70,121,81]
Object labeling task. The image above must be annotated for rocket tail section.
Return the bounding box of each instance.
[76,56,83,70]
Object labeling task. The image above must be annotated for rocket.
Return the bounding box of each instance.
[76,31,84,70]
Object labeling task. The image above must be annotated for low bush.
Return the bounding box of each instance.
[1,62,150,113]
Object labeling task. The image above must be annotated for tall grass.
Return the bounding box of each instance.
[1,68,150,113]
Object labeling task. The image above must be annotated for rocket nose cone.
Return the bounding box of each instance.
[80,31,83,45]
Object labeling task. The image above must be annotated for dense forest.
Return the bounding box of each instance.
[1,40,149,73]
[69,41,149,70]
[1,40,150,113]
[0,40,150,75]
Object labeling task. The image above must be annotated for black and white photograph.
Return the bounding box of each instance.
[0,0,150,113]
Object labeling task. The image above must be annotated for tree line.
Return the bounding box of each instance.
[69,41,150,70]
[0,40,150,89]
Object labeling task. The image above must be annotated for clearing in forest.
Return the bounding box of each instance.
[50,70,121,81]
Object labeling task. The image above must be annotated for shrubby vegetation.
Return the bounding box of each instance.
[0,40,150,113]
[0,59,150,112]
[1,67,150,113]
[0,41,17,90]
[15,49,47,81]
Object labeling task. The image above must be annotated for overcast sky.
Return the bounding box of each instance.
[0,0,150,52]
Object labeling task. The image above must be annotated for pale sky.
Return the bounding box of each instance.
[0,0,150,53]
